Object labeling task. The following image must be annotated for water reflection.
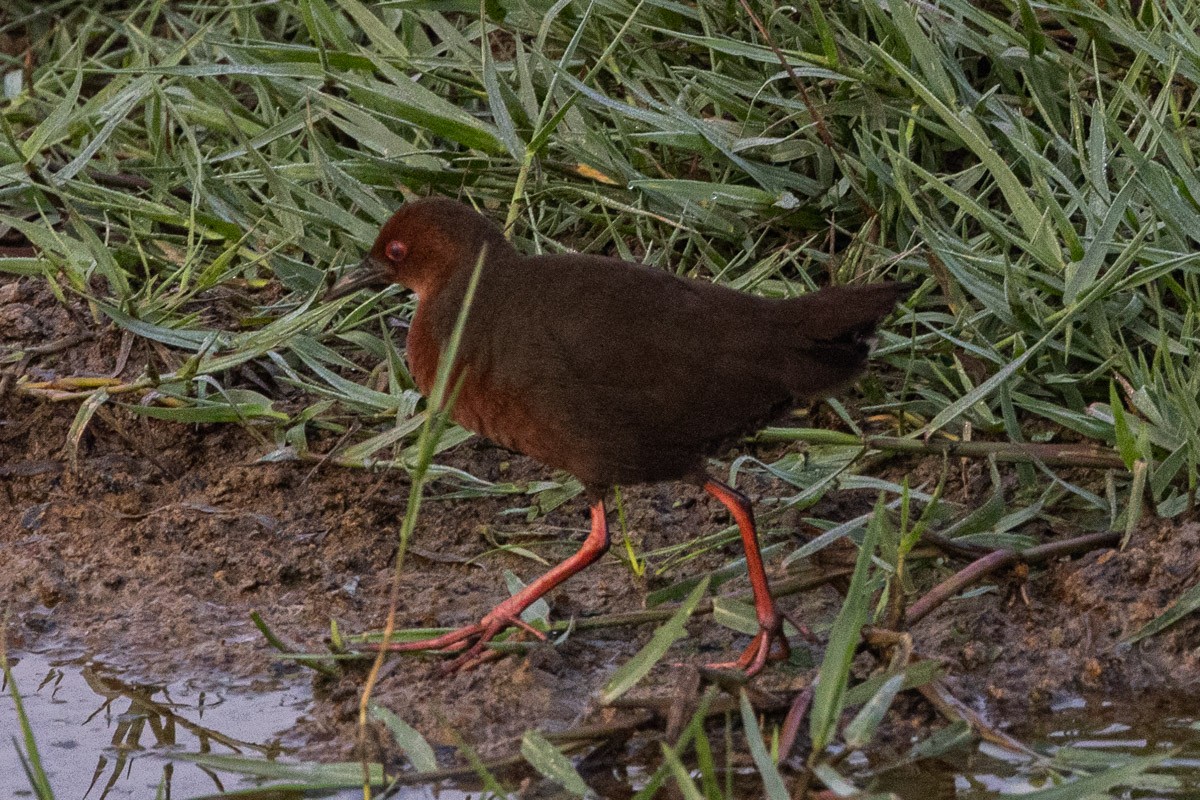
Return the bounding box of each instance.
[1,651,310,799]
[952,696,1200,798]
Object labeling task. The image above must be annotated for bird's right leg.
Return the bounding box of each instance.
[702,478,791,676]
[375,499,611,673]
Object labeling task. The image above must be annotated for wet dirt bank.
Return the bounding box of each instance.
[4,393,1199,765]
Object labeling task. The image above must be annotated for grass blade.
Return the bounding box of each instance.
[600,576,709,704]
[520,730,593,798]
[809,494,884,753]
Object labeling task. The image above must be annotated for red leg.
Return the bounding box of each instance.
[703,478,790,677]
[377,499,610,672]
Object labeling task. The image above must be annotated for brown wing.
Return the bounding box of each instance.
[457,254,905,491]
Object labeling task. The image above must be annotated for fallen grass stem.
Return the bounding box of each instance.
[916,678,1037,757]
[865,436,1126,470]
[16,378,154,401]
[904,531,1121,626]
[7,332,95,356]
[755,428,1126,470]
[250,611,338,676]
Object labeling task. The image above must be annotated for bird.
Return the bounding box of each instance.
[327,197,910,676]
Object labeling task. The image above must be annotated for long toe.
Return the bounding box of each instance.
[705,625,791,678]
[367,609,546,673]
[440,638,504,674]
[370,624,485,653]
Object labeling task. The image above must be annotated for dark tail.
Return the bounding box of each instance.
[781,281,912,398]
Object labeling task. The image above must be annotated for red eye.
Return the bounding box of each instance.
[385,240,408,263]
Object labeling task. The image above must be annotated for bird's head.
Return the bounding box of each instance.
[326,197,511,301]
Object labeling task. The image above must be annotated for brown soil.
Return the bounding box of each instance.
[922,517,1200,713]
[3,274,1199,771]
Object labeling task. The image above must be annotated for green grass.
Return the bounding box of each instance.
[4,0,1200,796]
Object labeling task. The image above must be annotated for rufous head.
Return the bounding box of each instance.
[326,197,511,301]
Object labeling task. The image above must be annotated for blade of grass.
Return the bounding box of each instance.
[809,494,884,754]
[600,576,709,705]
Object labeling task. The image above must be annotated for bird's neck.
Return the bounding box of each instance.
[405,258,490,396]
[407,303,441,396]
[404,239,519,395]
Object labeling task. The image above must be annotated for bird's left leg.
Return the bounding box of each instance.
[375,499,611,673]
[702,478,790,676]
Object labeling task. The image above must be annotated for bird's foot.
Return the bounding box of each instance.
[704,617,791,678]
[370,607,547,674]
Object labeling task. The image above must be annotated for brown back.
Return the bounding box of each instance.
[415,250,908,493]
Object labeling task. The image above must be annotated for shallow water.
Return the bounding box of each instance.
[1,649,311,800]
[3,649,1199,798]
[940,697,1200,798]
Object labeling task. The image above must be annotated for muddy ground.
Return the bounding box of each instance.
[3,273,1200,773]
